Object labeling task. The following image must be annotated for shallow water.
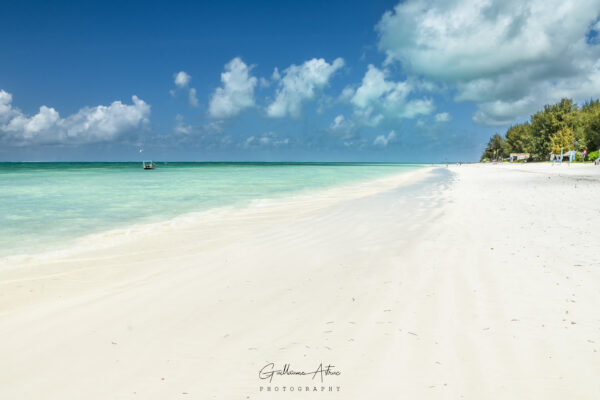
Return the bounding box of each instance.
[0,162,423,258]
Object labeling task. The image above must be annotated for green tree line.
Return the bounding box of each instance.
[481,98,600,162]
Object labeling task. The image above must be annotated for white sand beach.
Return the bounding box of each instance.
[1,163,599,399]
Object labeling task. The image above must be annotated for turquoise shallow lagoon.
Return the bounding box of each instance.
[0,162,423,258]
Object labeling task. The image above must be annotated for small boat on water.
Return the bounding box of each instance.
[142,160,155,170]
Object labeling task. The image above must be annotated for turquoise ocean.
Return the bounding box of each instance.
[0,162,423,258]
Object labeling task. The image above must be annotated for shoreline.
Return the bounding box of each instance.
[0,165,431,266]
[0,167,439,315]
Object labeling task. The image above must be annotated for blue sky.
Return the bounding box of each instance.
[1,0,600,162]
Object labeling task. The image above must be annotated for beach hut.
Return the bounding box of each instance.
[509,153,530,162]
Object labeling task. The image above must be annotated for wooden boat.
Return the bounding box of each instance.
[142,160,155,170]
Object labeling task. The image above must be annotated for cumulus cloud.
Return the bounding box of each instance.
[259,77,271,88]
[266,57,345,118]
[351,65,407,108]
[353,108,385,127]
[338,86,355,102]
[172,71,199,107]
[373,130,397,146]
[344,65,435,125]
[435,112,451,122]
[329,114,356,139]
[402,99,436,118]
[188,88,199,107]
[271,67,281,81]
[208,57,257,119]
[0,90,15,123]
[242,132,290,148]
[377,0,600,125]
[0,90,150,145]
[472,97,536,126]
[258,68,283,89]
[174,71,191,88]
[330,114,354,131]
[174,114,191,134]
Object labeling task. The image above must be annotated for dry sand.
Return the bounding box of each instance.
[0,163,599,399]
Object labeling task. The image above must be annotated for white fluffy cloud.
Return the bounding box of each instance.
[345,65,435,126]
[0,89,150,145]
[188,88,199,107]
[271,67,281,81]
[174,114,191,135]
[208,57,257,119]
[0,90,15,123]
[172,71,198,107]
[242,132,290,148]
[351,65,408,108]
[266,58,345,118]
[330,114,354,131]
[329,114,356,139]
[174,71,191,88]
[377,0,600,125]
[373,130,397,146]
[259,77,271,88]
[435,112,451,122]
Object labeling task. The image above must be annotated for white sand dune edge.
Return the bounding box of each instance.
[0,163,599,399]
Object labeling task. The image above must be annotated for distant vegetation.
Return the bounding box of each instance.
[481,98,600,162]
